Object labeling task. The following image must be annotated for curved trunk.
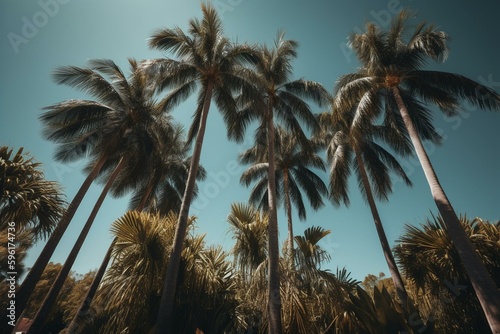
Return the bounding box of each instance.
[27,157,125,334]
[354,148,409,307]
[266,104,283,334]
[393,86,500,333]
[67,180,155,332]
[13,155,107,320]
[155,81,214,334]
[283,170,295,269]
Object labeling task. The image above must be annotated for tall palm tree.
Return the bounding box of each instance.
[239,127,327,267]
[236,32,328,332]
[317,105,413,307]
[142,5,257,332]
[22,58,178,331]
[336,10,500,331]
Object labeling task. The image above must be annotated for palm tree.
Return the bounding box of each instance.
[16,58,164,318]
[395,215,500,333]
[23,58,179,332]
[27,157,126,333]
[227,202,268,282]
[0,146,66,241]
[239,127,327,267]
[0,147,66,333]
[67,125,204,332]
[236,32,328,333]
[293,226,331,271]
[336,10,500,331]
[141,5,257,332]
[79,211,237,334]
[317,105,413,307]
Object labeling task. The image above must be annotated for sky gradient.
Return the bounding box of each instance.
[1,0,499,281]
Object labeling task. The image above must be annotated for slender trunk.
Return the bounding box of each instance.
[67,180,154,332]
[155,81,214,334]
[266,104,283,334]
[65,237,115,333]
[393,86,500,333]
[27,157,125,334]
[354,148,409,307]
[13,155,107,320]
[283,170,295,269]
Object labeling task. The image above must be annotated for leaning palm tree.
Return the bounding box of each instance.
[16,57,173,318]
[67,126,204,332]
[239,127,327,267]
[236,33,329,333]
[317,106,413,307]
[141,4,257,331]
[336,10,500,331]
[25,58,179,333]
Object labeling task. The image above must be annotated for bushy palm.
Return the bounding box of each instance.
[336,10,500,330]
[227,202,268,282]
[395,215,500,333]
[0,146,66,240]
[77,210,238,334]
[0,146,65,333]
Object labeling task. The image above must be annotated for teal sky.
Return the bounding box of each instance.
[1,0,499,281]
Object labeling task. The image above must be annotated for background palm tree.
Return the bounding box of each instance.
[395,215,500,333]
[0,146,66,241]
[317,104,413,307]
[142,5,257,331]
[239,127,327,267]
[236,32,329,332]
[227,202,268,283]
[336,10,500,330]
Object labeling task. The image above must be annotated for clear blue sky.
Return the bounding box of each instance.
[1,0,499,281]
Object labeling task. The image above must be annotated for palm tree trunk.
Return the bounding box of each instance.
[155,81,214,334]
[354,148,409,307]
[283,170,295,269]
[14,155,107,320]
[266,104,283,334]
[27,157,125,334]
[392,86,500,333]
[65,237,115,333]
[66,180,155,332]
